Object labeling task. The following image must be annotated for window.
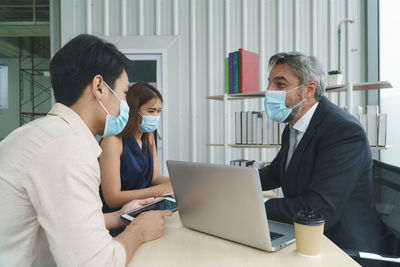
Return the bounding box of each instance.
[0,64,8,109]
[126,60,157,86]
[380,0,400,166]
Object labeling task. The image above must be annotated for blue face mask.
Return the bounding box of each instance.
[139,113,160,133]
[264,84,305,123]
[96,82,130,137]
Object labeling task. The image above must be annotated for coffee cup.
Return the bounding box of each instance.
[293,209,325,257]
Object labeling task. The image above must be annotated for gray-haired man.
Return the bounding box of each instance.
[260,52,383,267]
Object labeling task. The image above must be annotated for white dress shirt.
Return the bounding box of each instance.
[291,102,319,145]
[0,103,126,267]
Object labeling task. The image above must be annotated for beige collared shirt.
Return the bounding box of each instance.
[0,103,126,267]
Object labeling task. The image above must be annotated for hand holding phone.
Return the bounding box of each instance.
[120,197,155,216]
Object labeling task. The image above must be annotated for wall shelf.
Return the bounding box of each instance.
[206,81,394,164]
[207,144,281,149]
[370,146,391,150]
[206,81,396,101]
[207,144,390,150]
[325,81,395,93]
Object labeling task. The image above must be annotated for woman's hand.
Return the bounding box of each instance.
[120,197,155,214]
[156,180,174,197]
[118,198,155,227]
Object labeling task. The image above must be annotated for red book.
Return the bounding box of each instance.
[239,48,259,93]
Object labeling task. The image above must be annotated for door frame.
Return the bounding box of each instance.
[102,35,180,175]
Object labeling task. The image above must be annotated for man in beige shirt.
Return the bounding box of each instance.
[0,34,172,266]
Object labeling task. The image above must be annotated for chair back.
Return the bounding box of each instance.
[372,159,400,256]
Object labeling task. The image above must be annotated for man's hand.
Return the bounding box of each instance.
[114,209,173,263]
[126,210,173,243]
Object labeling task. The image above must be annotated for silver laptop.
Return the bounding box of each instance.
[166,160,295,251]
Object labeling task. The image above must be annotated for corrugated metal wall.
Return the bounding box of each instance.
[60,0,365,165]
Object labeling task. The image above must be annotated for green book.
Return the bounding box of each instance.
[233,51,239,94]
[224,57,229,94]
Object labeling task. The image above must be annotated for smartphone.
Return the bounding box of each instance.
[120,197,177,222]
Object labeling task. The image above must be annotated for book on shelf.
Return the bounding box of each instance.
[233,51,239,94]
[238,48,259,93]
[230,159,255,167]
[241,111,247,144]
[367,105,378,146]
[250,111,263,145]
[354,105,387,148]
[262,112,269,144]
[228,53,234,94]
[224,57,229,94]
[252,112,257,145]
[353,105,363,122]
[225,48,259,95]
[247,111,253,144]
[377,113,387,147]
[360,113,367,132]
[235,112,241,144]
[256,112,263,145]
[234,110,283,146]
[266,113,274,145]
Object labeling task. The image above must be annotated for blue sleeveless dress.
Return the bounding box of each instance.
[101,136,154,213]
[119,136,154,192]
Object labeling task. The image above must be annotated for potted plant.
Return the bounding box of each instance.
[327,70,343,86]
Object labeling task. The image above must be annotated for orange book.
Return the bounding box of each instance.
[238,48,259,93]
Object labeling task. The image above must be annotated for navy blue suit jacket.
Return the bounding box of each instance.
[259,96,383,252]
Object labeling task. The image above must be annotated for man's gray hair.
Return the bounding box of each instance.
[269,52,326,101]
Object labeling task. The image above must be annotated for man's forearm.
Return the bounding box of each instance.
[104,211,126,230]
[113,228,144,265]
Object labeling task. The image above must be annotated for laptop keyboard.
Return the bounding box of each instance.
[270,231,284,241]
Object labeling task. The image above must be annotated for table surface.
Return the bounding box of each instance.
[128,212,360,267]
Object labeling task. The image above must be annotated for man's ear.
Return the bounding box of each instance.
[304,81,316,98]
[92,75,105,100]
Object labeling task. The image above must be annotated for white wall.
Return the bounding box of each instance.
[59,0,366,164]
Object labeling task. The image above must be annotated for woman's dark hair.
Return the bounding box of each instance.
[49,34,131,106]
[119,82,163,155]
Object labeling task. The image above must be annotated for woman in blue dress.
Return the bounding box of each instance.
[99,82,173,215]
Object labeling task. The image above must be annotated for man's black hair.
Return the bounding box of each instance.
[49,34,131,106]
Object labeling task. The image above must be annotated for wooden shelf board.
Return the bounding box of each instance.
[326,81,395,93]
[207,81,397,100]
[206,91,265,101]
[229,144,281,148]
[207,143,280,148]
[207,144,390,150]
[370,146,391,150]
[206,144,224,147]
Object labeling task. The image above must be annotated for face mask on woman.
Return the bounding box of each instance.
[138,113,160,133]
